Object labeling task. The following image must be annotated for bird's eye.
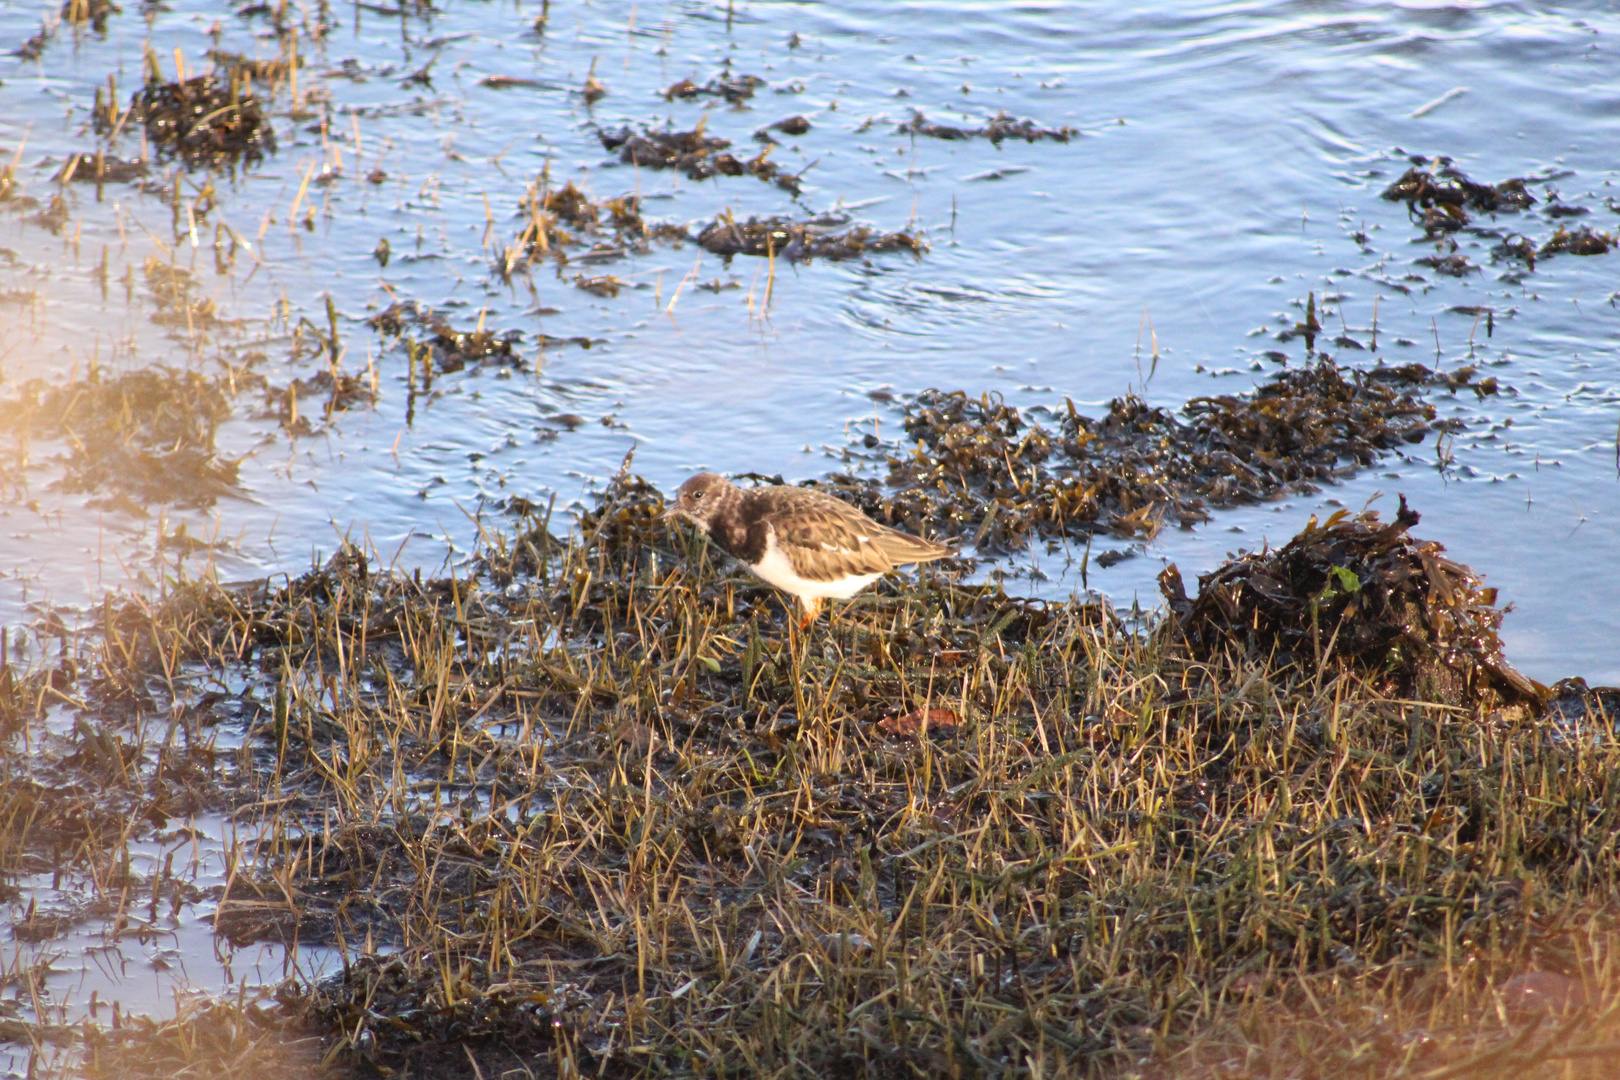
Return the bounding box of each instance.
[692,490,705,500]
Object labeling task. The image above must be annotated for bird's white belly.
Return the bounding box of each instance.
[752,533,883,600]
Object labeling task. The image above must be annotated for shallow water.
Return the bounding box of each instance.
[0,0,1617,1028]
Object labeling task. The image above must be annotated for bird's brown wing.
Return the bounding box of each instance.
[769,494,954,583]
[769,504,896,583]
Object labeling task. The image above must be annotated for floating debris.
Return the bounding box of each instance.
[754,114,812,142]
[496,178,690,280]
[144,257,221,330]
[259,368,374,433]
[599,122,729,170]
[580,59,606,104]
[1380,158,1615,268]
[205,49,298,85]
[1492,233,1538,269]
[26,193,68,234]
[1539,225,1613,258]
[598,122,804,193]
[126,70,275,168]
[1380,159,1535,215]
[426,322,524,372]
[897,109,1076,145]
[12,23,50,61]
[694,212,924,262]
[1415,253,1479,277]
[53,151,149,185]
[1159,496,1544,711]
[367,302,528,374]
[61,0,119,33]
[574,273,623,297]
[663,72,766,104]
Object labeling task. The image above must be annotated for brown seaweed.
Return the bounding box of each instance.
[1159,496,1543,711]
[897,109,1076,145]
[694,212,924,262]
[1380,159,1535,216]
[663,72,766,104]
[1539,225,1613,258]
[122,69,275,168]
[597,123,804,194]
[833,361,1477,555]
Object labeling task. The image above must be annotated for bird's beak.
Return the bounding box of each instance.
[660,502,682,522]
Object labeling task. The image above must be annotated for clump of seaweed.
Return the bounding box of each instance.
[496,176,690,280]
[125,65,275,168]
[663,71,766,104]
[838,361,1475,554]
[1539,225,1613,257]
[694,211,925,262]
[1414,252,1479,277]
[598,122,804,193]
[1380,158,1536,216]
[1379,157,1615,269]
[367,302,530,378]
[204,49,299,85]
[897,109,1076,144]
[258,367,374,435]
[755,115,811,142]
[54,151,149,185]
[1159,495,1543,711]
[144,257,220,330]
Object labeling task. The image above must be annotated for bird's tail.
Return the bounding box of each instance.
[872,529,955,566]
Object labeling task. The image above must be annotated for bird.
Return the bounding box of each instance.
[662,472,955,627]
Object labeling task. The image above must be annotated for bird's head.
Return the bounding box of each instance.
[662,472,734,530]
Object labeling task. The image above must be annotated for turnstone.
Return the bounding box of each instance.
[663,472,954,625]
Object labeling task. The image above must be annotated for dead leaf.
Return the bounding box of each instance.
[878,708,959,738]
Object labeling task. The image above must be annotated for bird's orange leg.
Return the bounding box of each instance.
[797,596,822,632]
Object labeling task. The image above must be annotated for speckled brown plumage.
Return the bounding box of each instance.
[662,472,954,623]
